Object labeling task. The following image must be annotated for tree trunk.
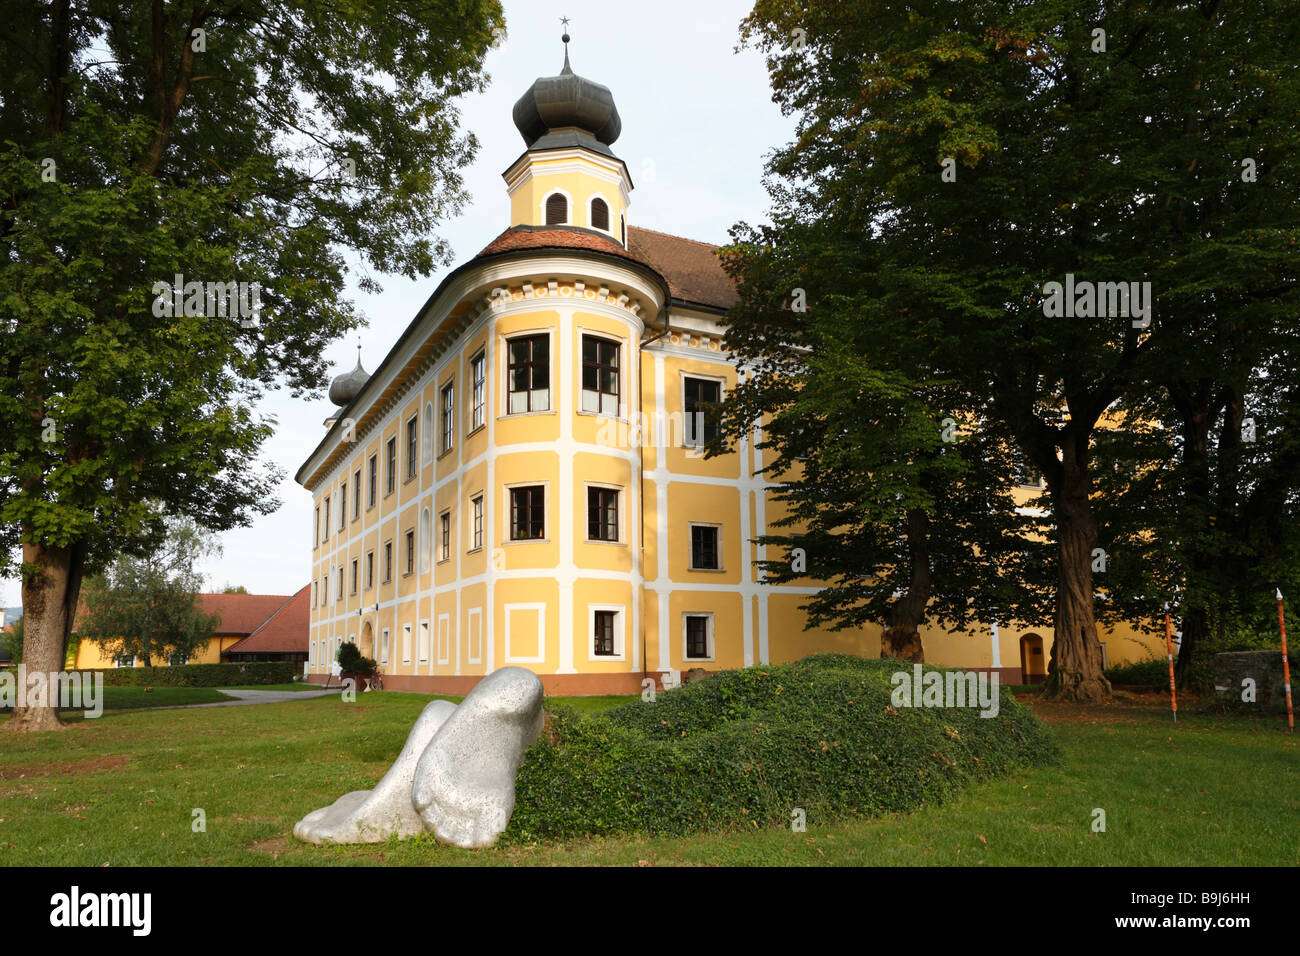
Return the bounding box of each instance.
[1044,442,1111,701]
[4,540,85,733]
[880,508,930,663]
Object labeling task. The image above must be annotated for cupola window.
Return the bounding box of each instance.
[545,192,568,225]
[590,197,609,231]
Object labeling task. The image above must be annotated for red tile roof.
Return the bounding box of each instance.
[477,225,647,264]
[627,226,737,311]
[223,586,310,656]
[198,592,295,636]
[474,225,738,312]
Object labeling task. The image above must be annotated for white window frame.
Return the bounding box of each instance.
[587,604,626,662]
[470,350,486,432]
[688,521,724,572]
[440,380,455,454]
[469,494,484,552]
[682,612,716,662]
[540,188,572,225]
[504,480,549,544]
[680,372,726,449]
[578,330,623,418]
[584,481,624,545]
[380,627,390,666]
[418,618,430,664]
[586,192,613,234]
[438,509,451,563]
[402,623,412,664]
[501,328,554,417]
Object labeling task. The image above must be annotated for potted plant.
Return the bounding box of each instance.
[336,641,378,691]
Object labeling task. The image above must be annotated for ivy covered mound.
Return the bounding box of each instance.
[504,655,1060,842]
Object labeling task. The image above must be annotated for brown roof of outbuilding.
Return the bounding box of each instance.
[223,586,309,656]
[626,226,737,312]
[197,593,295,636]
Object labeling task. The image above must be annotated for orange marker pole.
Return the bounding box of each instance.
[1277,589,1294,733]
[1164,602,1177,723]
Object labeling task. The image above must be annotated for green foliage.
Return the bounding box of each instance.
[336,641,375,675]
[78,516,221,665]
[1,616,21,663]
[1104,657,1170,688]
[77,661,295,687]
[506,655,1058,843]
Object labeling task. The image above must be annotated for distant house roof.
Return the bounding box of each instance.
[627,226,737,312]
[223,586,310,656]
[198,593,295,636]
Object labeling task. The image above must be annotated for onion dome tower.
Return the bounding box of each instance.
[328,344,369,407]
[502,25,632,245]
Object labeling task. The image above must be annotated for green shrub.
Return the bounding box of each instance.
[337,641,376,674]
[505,654,1059,843]
[80,662,295,687]
[1104,657,1171,687]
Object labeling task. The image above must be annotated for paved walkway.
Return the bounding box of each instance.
[116,686,344,713]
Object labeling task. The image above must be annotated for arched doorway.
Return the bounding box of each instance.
[360,620,375,661]
[1020,633,1046,684]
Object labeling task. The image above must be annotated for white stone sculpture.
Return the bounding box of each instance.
[294,666,544,849]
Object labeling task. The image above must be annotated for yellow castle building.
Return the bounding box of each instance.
[297,43,1163,694]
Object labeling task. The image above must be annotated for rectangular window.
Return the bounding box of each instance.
[322,574,327,604]
[386,438,397,494]
[402,623,412,664]
[471,350,486,430]
[383,540,393,582]
[471,495,484,551]
[405,529,415,575]
[581,335,619,416]
[510,486,545,540]
[339,482,348,529]
[350,558,358,594]
[314,505,320,548]
[507,334,550,413]
[323,497,331,541]
[365,550,374,591]
[311,580,317,607]
[439,511,450,562]
[353,469,361,519]
[593,610,617,656]
[381,628,390,666]
[690,525,720,570]
[406,416,418,480]
[684,376,722,447]
[587,487,619,542]
[368,454,378,508]
[336,567,343,601]
[686,615,710,659]
[441,382,455,453]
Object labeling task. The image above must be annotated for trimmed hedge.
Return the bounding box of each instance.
[505,654,1060,843]
[0,662,299,687]
[1104,657,1170,687]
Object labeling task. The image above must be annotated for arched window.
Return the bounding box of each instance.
[545,192,568,225]
[620,213,626,246]
[422,402,433,465]
[420,507,432,573]
[590,197,609,231]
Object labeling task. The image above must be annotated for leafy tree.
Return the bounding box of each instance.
[1,616,21,664]
[78,516,220,665]
[0,1,503,730]
[734,0,1299,699]
[220,584,248,594]
[718,220,1041,660]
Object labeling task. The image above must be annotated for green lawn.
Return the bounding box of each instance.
[0,691,1293,866]
[1,685,233,713]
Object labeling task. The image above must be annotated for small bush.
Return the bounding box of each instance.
[1104,657,1170,687]
[505,654,1059,843]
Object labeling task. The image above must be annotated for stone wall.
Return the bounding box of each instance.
[1213,650,1291,713]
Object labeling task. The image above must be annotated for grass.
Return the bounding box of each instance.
[1,685,233,712]
[0,690,1293,866]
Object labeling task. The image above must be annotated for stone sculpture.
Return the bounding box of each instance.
[294,666,544,849]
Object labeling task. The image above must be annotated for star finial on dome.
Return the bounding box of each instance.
[560,16,572,73]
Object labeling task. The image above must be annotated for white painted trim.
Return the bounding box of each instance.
[681,611,716,662]
[587,603,627,662]
[504,601,547,664]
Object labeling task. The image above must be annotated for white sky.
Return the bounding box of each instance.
[0,0,793,607]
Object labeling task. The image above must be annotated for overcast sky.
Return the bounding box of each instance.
[1,0,794,608]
